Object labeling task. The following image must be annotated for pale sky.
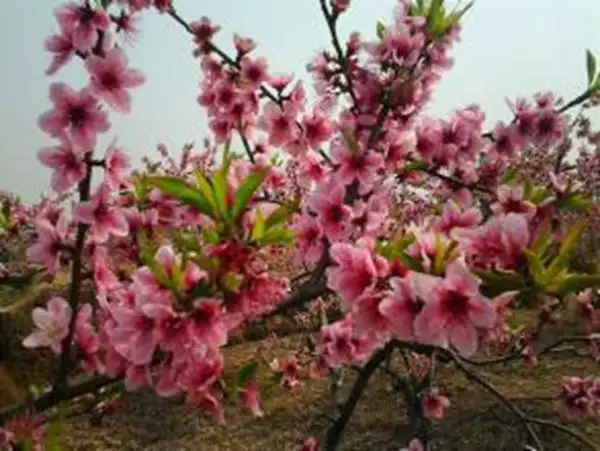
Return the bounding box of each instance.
[2,0,600,201]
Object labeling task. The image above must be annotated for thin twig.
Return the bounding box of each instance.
[449,351,597,451]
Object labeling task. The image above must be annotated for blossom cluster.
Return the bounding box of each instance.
[1,0,599,449]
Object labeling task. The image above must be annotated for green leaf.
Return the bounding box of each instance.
[403,161,426,171]
[473,269,526,296]
[265,201,300,229]
[528,187,553,205]
[523,248,547,287]
[221,272,244,293]
[446,1,473,29]
[586,49,597,86]
[376,20,387,39]
[501,167,520,185]
[551,273,600,297]
[235,362,258,390]
[195,170,218,213]
[432,238,451,276]
[426,0,446,37]
[213,164,231,221]
[555,219,586,264]
[530,223,554,262]
[223,138,232,164]
[231,167,270,222]
[149,177,214,217]
[258,226,295,246]
[250,208,266,241]
[203,227,221,245]
[560,193,592,212]
[396,252,422,271]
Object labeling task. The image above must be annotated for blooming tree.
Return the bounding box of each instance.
[1,0,600,449]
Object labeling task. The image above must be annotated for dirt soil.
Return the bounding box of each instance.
[51,335,600,451]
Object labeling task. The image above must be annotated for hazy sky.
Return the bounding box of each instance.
[2,0,600,201]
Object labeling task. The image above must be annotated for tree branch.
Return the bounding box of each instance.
[449,350,597,450]
[325,342,395,450]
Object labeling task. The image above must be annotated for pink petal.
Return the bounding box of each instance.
[130,333,156,365]
[73,202,96,224]
[413,303,447,347]
[445,259,480,294]
[467,296,497,329]
[409,272,441,303]
[449,320,478,357]
[123,69,146,88]
[22,331,48,349]
[38,110,65,135]
[37,147,64,169]
[31,307,51,329]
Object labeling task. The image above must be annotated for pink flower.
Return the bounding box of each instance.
[73,183,129,243]
[326,242,379,303]
[178,355,224,402]
[37,134,88,193]
[401,438,424,451]
[2,413,46,450]
[317,319,372,368]
[298,436,319,451]
[85,47,146,113]
[241,381,264,418]
[302,109,334,150]
[433,200,481,235]
[489,122,519,159]
[93,248,120,295]
[23,297,72,354]
[331,144,384,193]
[188,299,228,352]
[351,292,391,339]
[413,260,497,356]
[258,102,297,148]
[331,0,350,13]
[293,215,325,265]
[189,17,221,44]
[453,213,530,271]
[109,302,159,366]
[104,143,131,189]
[55,2,110,52]
[422,388,450,420]
[308,180,352,242]
[38,83,109,151]
[240,57,269,89]
[270,355,302,391]
[557,376,595,421]
[27,218,68,273]
[234,34,257,55]
[492,185,536,219]
[379,277,422,341]
[44,21,75,75]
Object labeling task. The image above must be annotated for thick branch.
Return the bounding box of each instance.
[325,342,394,450]
[52,160,93,395]
[0,375,116,425]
